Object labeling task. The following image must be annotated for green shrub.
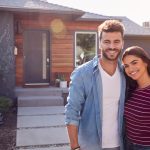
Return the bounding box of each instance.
[0,96,12,113]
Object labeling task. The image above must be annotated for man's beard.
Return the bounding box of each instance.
[102,48,121,61]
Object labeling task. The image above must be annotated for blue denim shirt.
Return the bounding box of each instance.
[65,56,126,150]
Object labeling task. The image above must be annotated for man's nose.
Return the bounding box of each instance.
[109,43,115,49]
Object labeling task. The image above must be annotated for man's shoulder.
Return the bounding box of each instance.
[71,57,98,81]
[78,60,93,70]
[76,57,98,73]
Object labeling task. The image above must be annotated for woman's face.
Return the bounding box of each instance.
[123,55,148,81]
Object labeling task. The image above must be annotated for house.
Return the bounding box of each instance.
[0,0,150,98]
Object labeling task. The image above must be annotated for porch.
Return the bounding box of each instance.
[15,86,69,107]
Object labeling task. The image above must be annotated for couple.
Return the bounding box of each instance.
[65,20,150,150]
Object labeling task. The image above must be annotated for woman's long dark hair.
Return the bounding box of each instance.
[122,46,150,99]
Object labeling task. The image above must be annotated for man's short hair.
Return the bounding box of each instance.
[98,20,125,40]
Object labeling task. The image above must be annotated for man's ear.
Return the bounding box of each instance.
[122,40,124,49]
[99,41,101,50]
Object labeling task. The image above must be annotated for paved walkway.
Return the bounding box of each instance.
[16,106,70,150]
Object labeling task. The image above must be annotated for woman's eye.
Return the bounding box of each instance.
[124,65,128,68]
[132,61,137,65]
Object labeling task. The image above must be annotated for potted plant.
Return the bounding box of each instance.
[59,74,67,88]
[55,73,61,87]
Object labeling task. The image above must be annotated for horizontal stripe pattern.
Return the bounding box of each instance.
[124,85,150,146]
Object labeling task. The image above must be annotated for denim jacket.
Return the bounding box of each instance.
[65,56,126,150]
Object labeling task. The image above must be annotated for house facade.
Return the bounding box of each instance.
[0,0,150,98]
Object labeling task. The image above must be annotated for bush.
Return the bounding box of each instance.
[0,96,12,113]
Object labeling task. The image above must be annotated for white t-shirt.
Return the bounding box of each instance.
[99,63,121,148]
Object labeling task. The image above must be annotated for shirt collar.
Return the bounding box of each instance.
[92,55,124,73]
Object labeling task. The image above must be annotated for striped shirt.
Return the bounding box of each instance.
[124,85,150,146]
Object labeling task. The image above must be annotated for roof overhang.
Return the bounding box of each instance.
[0,6,84,17]
[125,34,150,39]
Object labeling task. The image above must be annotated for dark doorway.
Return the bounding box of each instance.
[23,30,50,85]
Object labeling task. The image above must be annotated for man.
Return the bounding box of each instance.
[65,20,126,150]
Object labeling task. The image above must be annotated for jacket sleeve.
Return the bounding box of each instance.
[65,67,86,126]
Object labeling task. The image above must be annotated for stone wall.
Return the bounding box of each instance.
[0,12,15,99]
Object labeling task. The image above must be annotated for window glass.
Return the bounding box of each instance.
[75,32,97,67]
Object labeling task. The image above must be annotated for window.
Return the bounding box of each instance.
[75,31,97,67]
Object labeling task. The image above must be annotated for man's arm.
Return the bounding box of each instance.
[65,68,85,149]
[67,124,80,149]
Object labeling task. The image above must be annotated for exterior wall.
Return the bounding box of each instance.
[15,13,100,86]
[14,13,150,87]
[0,12,15,98]
[124,36,150,55]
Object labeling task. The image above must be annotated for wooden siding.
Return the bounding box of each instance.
[14,13,100,86]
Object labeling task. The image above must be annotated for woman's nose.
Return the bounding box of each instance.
[128,65,135,73]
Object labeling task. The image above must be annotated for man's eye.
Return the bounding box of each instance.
[114,41,120,44]
[104,41,109,44]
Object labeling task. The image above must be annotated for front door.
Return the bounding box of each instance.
[23,30,50,85]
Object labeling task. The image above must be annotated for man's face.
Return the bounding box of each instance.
[100,32,124,61]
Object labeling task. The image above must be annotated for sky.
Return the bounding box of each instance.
[47,0,150,26]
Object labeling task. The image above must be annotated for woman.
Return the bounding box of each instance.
[122,46,150,150]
